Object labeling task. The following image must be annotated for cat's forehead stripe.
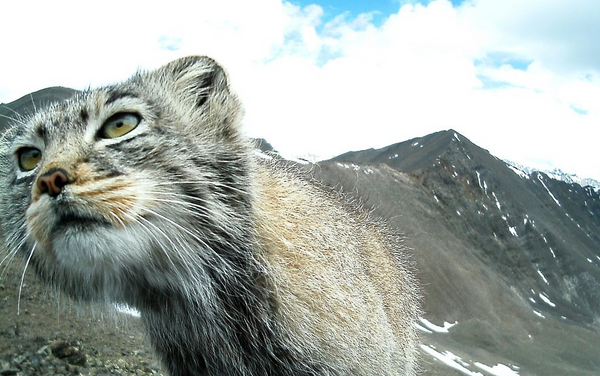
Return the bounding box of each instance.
[36,123,47,139]
[105,90,140,106]
[80,108,89,123]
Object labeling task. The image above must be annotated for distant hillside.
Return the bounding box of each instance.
[322,130,600,375]
[0,86,76,131]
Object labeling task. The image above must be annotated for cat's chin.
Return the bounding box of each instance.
[29,222,155,303]
[53,224,149,267]
[27,194,136,254]
[25,195,202,303]
[41,221,198,305]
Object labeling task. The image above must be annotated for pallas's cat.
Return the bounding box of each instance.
[0,56,420,376]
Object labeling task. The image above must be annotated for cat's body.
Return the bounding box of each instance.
[0,56,420,376]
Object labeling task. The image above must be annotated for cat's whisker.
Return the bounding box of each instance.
[145,191,217,207]
[140,189,246,216]
[124,209,213,294]
[17,242,37,316]
[152,180,250,195]
[0,103,25,118]
[116,208,178,262]
[127,179,248,201]
[141,196,215,220]
[130,202,236,277]
[115,206,200,275]
[139,195,248,247]
[0,241,21,267]
[0,248,19,281]
[109,211,127,228]
[29,93,38,113]
[0,113,25,127]
[0,236,20,267]
[1,225,31,278]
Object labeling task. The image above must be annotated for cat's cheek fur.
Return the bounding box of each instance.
[26,198,58,251]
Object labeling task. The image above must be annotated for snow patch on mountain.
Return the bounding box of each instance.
[417,318,457,333]
[507,165,529,179]
[537,174,562,207]
[539,293,556,307]
[504,160,600,191]
[420,344,521,376]
[475,362,520,376]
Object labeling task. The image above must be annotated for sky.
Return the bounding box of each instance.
[1,0,599,180]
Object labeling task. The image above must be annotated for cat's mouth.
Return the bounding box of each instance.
[55,213,113,232]
[27,204,116,249]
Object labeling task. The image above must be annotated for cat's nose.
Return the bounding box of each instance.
[38,169,70,197]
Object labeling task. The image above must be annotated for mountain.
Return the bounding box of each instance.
[505,160,600,192]
[1,87,599,375]
[0,86,76,131]
[318,130,600,375]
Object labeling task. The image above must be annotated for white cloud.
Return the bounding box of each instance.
[1,0,599,179]
[0,0,290,97]
[463,0,600,74]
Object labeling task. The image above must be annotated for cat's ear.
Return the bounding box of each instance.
[158,56,229,107]
[155,56,243,137]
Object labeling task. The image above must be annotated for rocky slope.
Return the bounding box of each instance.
[322,130,600,375]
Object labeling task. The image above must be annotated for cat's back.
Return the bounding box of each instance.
[252,160,420,375]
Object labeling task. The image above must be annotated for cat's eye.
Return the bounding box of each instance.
[17,147,42,172]
[99,113,141,139]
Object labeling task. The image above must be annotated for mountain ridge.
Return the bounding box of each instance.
[328,130,600,321]
[331,129,600,190]
[320,129,600,375]
[505,160,600,192]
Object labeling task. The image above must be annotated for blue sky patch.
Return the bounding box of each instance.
[476,52,533,71]
[570,105,588,115]
[158,36,182,51]
[290,0,469,26]
[475,75,513,90]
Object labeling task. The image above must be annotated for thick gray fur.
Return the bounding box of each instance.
[0,56,420,376]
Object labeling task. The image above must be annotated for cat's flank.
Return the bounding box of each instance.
[0,56,420,376]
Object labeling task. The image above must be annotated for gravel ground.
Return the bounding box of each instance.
[1,261,166,376]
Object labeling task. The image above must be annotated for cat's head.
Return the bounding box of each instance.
[0,56,254,305]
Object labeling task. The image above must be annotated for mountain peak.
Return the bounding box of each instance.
[330,129,482,173]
